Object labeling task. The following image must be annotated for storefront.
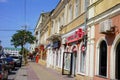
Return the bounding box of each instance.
[46,34,62,69]
[62,28,85,77]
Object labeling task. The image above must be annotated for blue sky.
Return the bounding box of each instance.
[0,0,59,48]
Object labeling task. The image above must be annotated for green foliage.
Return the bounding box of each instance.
[11,30,36,48]
[11,29,36,65]
[19,47,29,55]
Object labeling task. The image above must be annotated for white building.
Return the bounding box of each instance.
[4,47,21,56]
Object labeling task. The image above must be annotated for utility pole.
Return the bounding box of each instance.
[0,40,2,51]
[0,40,1,46]
[22,0,27,65]
[0,40,3,55]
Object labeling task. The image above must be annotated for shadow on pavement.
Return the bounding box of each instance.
[9,71,16,75]
[8,79,14,80]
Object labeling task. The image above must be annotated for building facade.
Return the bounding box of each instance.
[87,0,120,80]
[4,47,21,56]
[33,0,120,80]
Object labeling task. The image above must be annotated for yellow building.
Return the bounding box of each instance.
[34,0,120,80]
[34,12,51,65]
[46,0,90,79]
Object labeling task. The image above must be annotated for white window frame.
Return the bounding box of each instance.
[95,38,108,78]
[78,42,86,74]
[68,4,73,23]
[75,0,79,18]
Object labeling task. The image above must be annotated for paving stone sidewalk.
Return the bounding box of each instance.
[15,61,75,80]
[14,66,27,80]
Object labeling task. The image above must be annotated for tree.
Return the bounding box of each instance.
[11,30,36,65]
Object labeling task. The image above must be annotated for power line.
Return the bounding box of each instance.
[0,29,34,31]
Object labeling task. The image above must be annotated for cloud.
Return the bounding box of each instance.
[0,0,7,3]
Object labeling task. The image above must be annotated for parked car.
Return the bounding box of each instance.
[10,55,22,67]
[0,59,8,80]
[4,56,15,72]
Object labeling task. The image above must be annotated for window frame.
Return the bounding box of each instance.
[96,39,108,78]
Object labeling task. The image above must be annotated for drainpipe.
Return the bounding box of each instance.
[84,1,88,53]
[84,0,89,77]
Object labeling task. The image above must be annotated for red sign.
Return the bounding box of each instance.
[81,45,86,52]
[67,28,84,43]
[72,46,77,52]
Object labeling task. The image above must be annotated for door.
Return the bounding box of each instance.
[116,42,120,79]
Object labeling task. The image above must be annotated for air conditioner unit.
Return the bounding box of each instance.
[62,37,66,44]
[99,21,106,33]
[99,19,113,34]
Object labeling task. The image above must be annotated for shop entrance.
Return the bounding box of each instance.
[116,42,120,79]
[62,52,77,77]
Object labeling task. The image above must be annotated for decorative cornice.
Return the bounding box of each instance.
[87,3,120,26]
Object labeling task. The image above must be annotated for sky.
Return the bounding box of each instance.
[0,0,59,48]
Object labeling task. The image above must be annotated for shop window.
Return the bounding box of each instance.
[64,53,71,70]
[80,51,86,73]
[56,50,58,66]
[59,52,61,67]
[99,40,107,76]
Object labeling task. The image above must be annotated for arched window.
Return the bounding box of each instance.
[99,40,107,76]
[80,44,86,73]
[116,42,120,79]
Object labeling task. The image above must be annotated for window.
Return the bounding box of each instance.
[75,0,79,17]
[58,18,60,33]
[55,20,58,33]
[51,21,54,35]
[80,50,86,73]
[68,5,73,22]
[59,51,61,67]
[64,53,71,70]
[56,49,59,66]
[99,40,107,76]
[81,0,86,13]
[62,13,64,25]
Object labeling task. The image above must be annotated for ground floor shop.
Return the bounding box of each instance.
[42,5,120,80]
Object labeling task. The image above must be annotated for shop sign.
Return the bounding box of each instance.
[81,45,86,52]
[67,28,84,43]
[72,46,77,53]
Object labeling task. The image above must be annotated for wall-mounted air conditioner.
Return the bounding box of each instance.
[99,19,113,34]
[62,37,66,44]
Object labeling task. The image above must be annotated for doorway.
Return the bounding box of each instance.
[116,42,120,79]
[62,52,77,77]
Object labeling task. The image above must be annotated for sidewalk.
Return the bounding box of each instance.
[15,61,75,80]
